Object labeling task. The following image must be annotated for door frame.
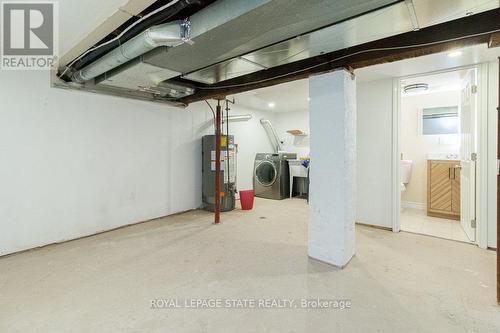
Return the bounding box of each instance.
[391,64,489,249]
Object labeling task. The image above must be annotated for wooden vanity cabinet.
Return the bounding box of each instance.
[427,160,461,220]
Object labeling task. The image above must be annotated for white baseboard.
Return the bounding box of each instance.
[401,201,426,210]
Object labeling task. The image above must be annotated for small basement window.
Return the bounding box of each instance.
[421,106,459,135]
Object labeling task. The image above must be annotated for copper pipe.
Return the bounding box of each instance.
[214,101,222,224]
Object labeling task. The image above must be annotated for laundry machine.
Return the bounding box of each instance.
[254,153,296,200]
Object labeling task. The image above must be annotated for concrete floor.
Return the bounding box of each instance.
[0,198,498,333]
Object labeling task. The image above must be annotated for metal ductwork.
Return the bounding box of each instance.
[70,0,272,98]
[71,21,190,83]
[260,119,283,153]
[182,0,500,85]
[67,0,404,100]
[71,0,272,84]
[61,0,499,104]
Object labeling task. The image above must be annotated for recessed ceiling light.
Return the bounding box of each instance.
[268,102,276,108]
[307,97,311,101]
[448,50,462,58]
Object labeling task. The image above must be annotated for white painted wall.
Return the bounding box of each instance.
[356,79,394,228]
[224,107,276,191]
[401,90,461,206]
[0,73,274,256]
[273,110,310,157]
[1,66,495,254]
[0,71,214,256]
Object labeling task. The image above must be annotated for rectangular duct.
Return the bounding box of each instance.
[96,54,181,92]
[78,0,498,100]
[182,0,499,84]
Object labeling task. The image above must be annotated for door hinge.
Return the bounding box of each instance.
[471,153,478,161]
[471,219,477,228]
[471,85,478,94]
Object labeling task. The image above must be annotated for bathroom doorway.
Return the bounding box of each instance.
[397,68,478,243]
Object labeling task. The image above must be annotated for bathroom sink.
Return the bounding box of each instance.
[427,153,460,160]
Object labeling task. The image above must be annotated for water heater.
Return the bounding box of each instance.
[202,135,236,212]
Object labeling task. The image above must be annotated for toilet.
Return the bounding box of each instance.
[400,160,413,192]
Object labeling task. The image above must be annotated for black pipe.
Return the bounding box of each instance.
[59,0,201,80]
[215,101,222,224]
[225,100,230,194]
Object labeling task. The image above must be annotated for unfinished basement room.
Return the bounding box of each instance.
[1,0,500,332]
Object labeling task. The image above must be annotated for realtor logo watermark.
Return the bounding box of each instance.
[1,1,58,70]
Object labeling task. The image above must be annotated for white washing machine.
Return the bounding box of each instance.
[254,153,296,200]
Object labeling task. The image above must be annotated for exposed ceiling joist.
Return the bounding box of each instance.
[180,8,500,104]
[489,32,500,48]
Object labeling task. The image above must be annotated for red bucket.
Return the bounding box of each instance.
[239,190,255,210]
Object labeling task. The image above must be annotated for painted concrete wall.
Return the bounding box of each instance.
[1,67,495,254]
[225,107,276,191]
[356,79,394,228]
[0,71,275,256]
[0,71,213,256]
[273,110,310,158]
[401,90,461,207]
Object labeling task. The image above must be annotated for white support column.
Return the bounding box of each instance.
[308,69,357,267]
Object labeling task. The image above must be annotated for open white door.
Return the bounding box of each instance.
[459,69,477,242]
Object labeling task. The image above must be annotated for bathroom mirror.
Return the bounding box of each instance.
[420,106,459,135]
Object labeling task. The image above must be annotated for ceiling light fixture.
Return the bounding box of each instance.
[268,102,276,108]
[403,83,429,93]
[448,50,462,58]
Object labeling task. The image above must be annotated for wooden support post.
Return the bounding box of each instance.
[214,100,222,224]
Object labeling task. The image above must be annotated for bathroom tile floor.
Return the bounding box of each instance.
[401,207,472,243]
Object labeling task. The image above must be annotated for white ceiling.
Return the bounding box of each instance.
[59,0,134,55]
[232,43,500,112]
[355,43,500,81]
[401,70,467,97]
[229,80,310,113]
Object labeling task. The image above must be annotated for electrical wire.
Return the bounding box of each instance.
[195,27,500,90]
[59,0,181,78]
